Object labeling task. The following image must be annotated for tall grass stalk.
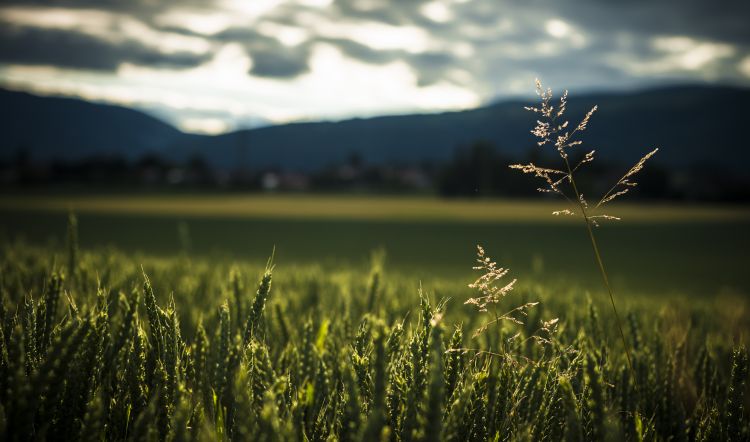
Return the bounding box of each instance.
[511,80,659,385]
[563,153,636,378]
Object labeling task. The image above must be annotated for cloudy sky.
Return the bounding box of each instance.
[1,0,748,134]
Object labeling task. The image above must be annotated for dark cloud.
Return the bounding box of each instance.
[329,0,424,26]
[311,38,459,86]
[410,52,458,86]
[318,38,398,65]
[250,48,310,78]
[560,0,750,45]
[326,0,749,87]
[215,27,312,78]
[0,25,210,71]
[1,0,748,89]
[1,0,213,17]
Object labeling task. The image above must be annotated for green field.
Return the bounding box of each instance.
[1,193,749,440]
[1,194,749,296]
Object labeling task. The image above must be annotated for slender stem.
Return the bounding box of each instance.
[596,180,623,209]
[562,157,637,380]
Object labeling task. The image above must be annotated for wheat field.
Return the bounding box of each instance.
[0,215,747,441]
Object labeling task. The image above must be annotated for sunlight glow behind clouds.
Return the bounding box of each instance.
[305,44,479,112]
[0,41,479,134]
[319,22,432,53]
[155,11,234,35]
[421,1,453,23]
[545,19,586,48]
[221,0,285,21]
[652,36,735,70]
[545,19,570,39]
[256,22,309,47]
[740,57,750,78]
[181,117,230,134]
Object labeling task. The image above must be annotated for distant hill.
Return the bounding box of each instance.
[1,85,748,172]
[0,88,203,161]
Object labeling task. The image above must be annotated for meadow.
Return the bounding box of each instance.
[0,193,748,440]
[1,194,749,295]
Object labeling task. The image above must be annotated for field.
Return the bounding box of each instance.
[0,194,748,440]
[1,194,749,295]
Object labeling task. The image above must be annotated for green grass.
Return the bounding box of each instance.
[2,194,749,223]
[1,194,749,296]
[0,238,747,441]
[0,195,748,440]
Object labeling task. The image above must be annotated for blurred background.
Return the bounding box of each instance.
[1,0,749,295]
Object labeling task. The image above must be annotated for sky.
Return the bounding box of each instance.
[0,0,748,134]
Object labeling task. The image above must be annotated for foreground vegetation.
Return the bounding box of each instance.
[0,235,747,441]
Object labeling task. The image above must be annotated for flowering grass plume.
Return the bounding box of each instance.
[465,245,558,355]
[511,79,659,385]
[511,79,658,226]
[466,245,517,313]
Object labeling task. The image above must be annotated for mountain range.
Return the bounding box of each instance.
[1,85,748,173]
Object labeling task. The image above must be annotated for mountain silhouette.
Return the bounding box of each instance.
[1,85,747,172]
[0,88,202,161]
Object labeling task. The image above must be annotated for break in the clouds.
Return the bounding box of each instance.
[0,0,748,134]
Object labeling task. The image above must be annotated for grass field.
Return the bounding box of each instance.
[1,194,749,296]
[0,221,748,440]
[2,194,750,223]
